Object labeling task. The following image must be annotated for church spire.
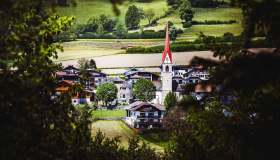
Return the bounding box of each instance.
[162,23,173,64]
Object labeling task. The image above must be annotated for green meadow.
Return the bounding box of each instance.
[91,120,167,152]
[56,0,243,39]
[92,109,126,119]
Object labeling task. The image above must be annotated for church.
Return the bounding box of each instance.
[153,24,210,105]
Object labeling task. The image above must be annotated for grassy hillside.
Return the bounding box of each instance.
[56,0,168,25]
[91,120,165,152]
[56,0,242,38]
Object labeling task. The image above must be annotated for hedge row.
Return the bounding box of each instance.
[192,20,237,25]
[78,29,183,39]
[126,43,209,53]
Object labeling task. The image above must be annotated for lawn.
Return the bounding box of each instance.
[92,109,126,119]
[91,120,165,152]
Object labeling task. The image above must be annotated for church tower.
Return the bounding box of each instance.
[161,23,173,104]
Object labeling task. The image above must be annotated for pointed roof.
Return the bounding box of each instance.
[162,23,173,64]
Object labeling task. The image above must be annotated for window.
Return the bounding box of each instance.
[166,65,169,72]
[123,94,125,98]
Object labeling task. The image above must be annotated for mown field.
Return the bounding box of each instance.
[91,120,167,152]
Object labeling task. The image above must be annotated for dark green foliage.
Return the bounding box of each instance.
[179,0,194,23]
[192,20,237,25]
[83,14,116,33]
[126,137,160,160]
[182,21,192,28]
[166,1,280,160]
[189,0,227,8]
[177,95,198,110]
[54,30,77,42]
[0,1,161,159]
[235,0,280,47]
[96,83,118,107]
[182,83,196,95]
[166,0,181,8]
[78,58,97,70]
[164,92,177,111]
[133,78,156,102]
[125,5,145,29]
[0,0,90,159]
[126,42,208,53]
[114,23,128,38]
[79,32,116,39]
[56,0,77,7]
[165,100,238,160]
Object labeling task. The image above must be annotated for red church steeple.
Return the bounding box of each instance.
[162,23,173,64]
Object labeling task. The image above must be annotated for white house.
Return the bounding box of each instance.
[125,101,165,129]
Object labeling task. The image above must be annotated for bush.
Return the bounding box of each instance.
[126,32,141,39]
[78,32,116,39]
[182,21,192,28]
[54,31,77,42]
[141,30,165,38]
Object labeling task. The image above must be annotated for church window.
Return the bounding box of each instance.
[166,65,169,72]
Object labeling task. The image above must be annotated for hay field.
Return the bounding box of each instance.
[60,51,216,68]
[56,39,163,61]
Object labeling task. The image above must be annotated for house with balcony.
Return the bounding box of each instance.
[125,101,165,129]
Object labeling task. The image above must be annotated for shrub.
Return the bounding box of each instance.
[78,32,116,39]
[182,21,192,28]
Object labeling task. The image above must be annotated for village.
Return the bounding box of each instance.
[2,0,280,159]
[55,26,213,130]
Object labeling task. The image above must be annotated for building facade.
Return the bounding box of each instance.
[125,101,165,129]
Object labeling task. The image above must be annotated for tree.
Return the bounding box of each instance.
[125,5,144,29]
[96,83,118,107]
[0,0,95,159]
[99,14,116,32]
[89,59,97,69]
[114,23,128,38]
[0,1,159,159]
[166,0,280,160]
[96,23,105,35]
[83,15,116,33]
[169,26,177,41]
[179,0,194,23]
[145,9,155,25]
[164,92,177,111]
[78,58,97,70]
[133,78,156,102]
[182,83,196,95]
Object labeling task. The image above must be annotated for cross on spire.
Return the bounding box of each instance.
[162,23,173,64]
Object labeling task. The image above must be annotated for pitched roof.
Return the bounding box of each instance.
[60,80,76,86]
[162,23,173,64]
[63,65,79,71]
[125,101,165,111]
